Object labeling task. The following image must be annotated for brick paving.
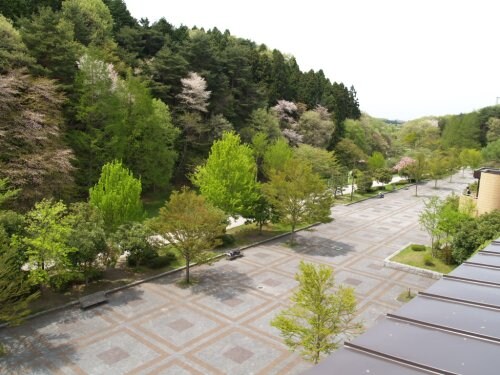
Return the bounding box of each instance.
[0,173,473,374]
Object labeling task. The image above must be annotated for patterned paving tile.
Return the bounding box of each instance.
[167,318,194,332]
[66,330,163,374]
[193,288,269,320]
[136,306,221,349]
[190,331,286,375]
[334,270,384,296]
[105,285,170,321]
[97,346,129,365]
[223,345,254,364]
[251,271,298,297]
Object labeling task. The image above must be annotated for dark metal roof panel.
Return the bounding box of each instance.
[449,263,500,285]
[303,347,430,375]
[350,318,500,375]
[482,241,500,254]
[394,295,500,340]
[467,252,500,267]
[425,278,500,307]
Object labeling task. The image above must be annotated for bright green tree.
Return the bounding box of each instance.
[89,160,143,232]
[192,131,260,217]
[263,158,333,243]
[482,139,500,162]
[406,153,428,196]
[419,196,443,254]
[367,152,386,171]
[263,138,293,177]
[428,152,448,188]
[152,188,227,284]
[22,199,75,289]
[271,261,362,364]
[294,145,340,180]
[459,149,483,176]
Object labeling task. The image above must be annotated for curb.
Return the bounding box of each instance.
[383,243,442,280]
[0,222,322,328]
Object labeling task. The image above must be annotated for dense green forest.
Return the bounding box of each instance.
[0,0,361,208]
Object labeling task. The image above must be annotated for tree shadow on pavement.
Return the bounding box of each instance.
[282,234,356,258]
[185,264,257,301]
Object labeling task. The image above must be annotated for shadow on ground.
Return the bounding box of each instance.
[1,287,146,373]
[281,234,355,257]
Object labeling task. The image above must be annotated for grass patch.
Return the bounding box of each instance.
[397,289,416,303]
[223,222,291,249]
[391,244,456,274]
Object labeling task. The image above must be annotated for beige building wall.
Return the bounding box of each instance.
[477,172,500,215]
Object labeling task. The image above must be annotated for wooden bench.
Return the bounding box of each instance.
[79,291,108,309]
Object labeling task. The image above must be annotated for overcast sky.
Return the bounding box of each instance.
[124,0,500,121]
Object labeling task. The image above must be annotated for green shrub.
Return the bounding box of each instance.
[452,210,500,263]
[84,268,104,282]
[423,254,435,266]
[411,244,426,251]
[147,253,177,269]
[49,271,84,292]
[113,223,159,267]
[219,233,236,247]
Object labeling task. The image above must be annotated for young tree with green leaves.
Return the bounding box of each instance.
[428,152,448,188]
[271,261,362,364]
[66,202,108,284]
[192,131,260,217]
[21,199,75,289]
[367,151,386,171]
[89,160,143,232]
[263,138,293,177]
[0,244,39,331]
[459,149,483,176]
[406,153,428,196]
[419,196,442,254]
[0,180,38,340]
[262,158,333,243]
[294,145,341,180]
[152,188,227,284]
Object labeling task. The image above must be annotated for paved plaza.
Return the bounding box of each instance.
[0,174,473,374]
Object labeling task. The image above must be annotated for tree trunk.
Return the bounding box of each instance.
[185,257,190,284]
[415,182,418,196]
[434,179,438,188]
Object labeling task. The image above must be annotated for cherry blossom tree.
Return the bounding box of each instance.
[177,72,211,112]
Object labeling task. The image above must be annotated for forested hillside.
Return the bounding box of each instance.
[0,0,361,208]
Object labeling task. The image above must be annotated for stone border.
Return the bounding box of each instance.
[0,222,321,328]
[383,243,442,280]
